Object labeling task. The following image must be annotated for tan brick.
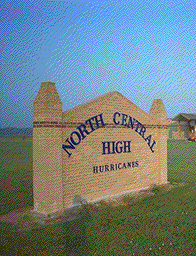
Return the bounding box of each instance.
[33,82,168,214]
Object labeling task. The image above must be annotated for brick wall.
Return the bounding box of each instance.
[62,92,168,208]
[33,83,168,214]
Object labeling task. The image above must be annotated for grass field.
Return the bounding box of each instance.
[0,136,33,216]
[0,137,196,255]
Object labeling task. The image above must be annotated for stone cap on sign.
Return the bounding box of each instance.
[33,81,62,122]
[34,81,62,106]
[149,99,167,125]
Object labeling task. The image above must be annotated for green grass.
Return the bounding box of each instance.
[0,138,196,255]
[167,140,196,184]
[0,136,33,215]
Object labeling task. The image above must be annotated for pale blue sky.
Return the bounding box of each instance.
[0,0,196,128]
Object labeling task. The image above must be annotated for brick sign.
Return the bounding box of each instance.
[33,82,168,214]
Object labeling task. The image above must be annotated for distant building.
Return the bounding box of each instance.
[168,113,196,139]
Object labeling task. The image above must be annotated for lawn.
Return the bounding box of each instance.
[0,137,196,255]
[0,136,33,216]
[167,140,196,184]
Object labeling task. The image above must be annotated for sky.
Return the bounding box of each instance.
[0,0,196,128]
